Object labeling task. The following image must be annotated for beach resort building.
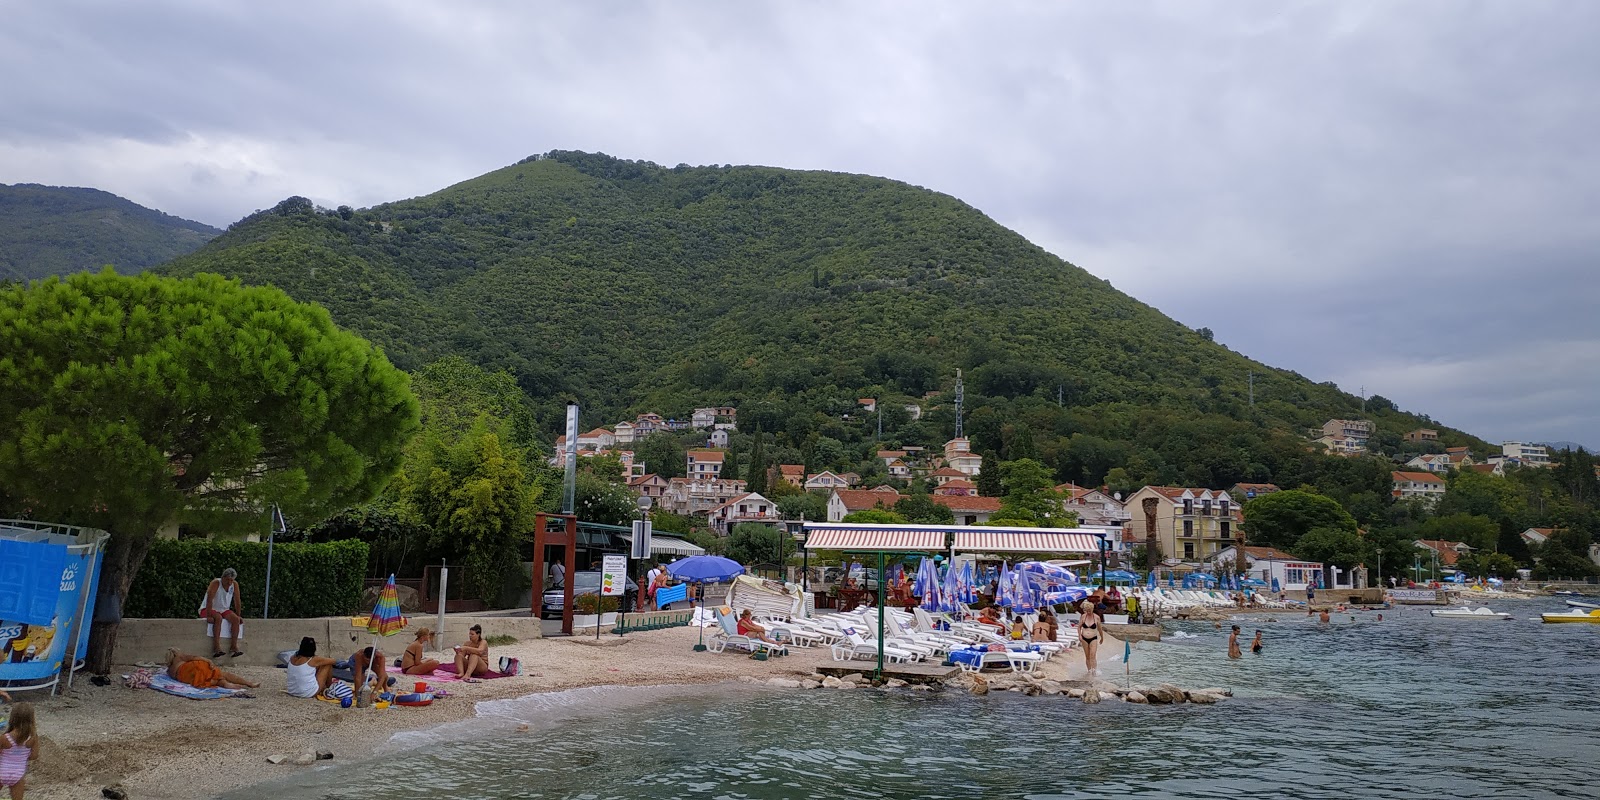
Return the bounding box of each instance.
[1122,486,1242,564]
[1391,471,1446,504]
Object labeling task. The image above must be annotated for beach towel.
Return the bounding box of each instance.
[149,672,247,700]
[430,664,514,682]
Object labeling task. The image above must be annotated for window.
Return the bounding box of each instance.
[1221,521,1231,538]
[1183,520,1193,537]
[1220,500,1230,516]
[1201,499,1212,515]
[1184,543,1195,559]
[1182,499,1194,515]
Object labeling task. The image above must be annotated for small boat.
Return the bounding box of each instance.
[1430,607,1512,620]
[1564,599,1599,610]
[1540,608,1600,624]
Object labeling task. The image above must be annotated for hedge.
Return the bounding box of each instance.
[126,538,369,619]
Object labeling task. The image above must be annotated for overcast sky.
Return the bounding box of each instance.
[4,1,1597,446]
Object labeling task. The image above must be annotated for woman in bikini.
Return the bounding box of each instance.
[1077,600,1102,675]
[453,624,490,678]
[402,627,441,675]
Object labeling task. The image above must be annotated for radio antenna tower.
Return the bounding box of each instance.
[954,369,965,439]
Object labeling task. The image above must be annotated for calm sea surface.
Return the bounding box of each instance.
[232,596,1598,799]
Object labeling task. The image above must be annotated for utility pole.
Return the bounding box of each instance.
[1360,386,1366,413]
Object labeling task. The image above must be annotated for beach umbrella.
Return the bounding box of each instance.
[1167,571,1176,588]
[665,555,744,584]
[1014,564,1038,615]
[940,563,960,613]
[958,561,976,604]
[1146,570,1156,590]
[917,558,943,612]
[912,557,932,598]
[1271,576,1281,593]
[361,575,406,699]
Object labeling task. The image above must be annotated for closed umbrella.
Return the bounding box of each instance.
[1270,576,1281,593]
[362,575,406,702]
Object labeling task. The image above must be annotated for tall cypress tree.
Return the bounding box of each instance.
[721,440,740,481]
[976,451,1003,497]
[746,431,768,495]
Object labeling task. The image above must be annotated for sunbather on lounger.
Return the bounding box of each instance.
[976,606,1006,634]
[165,649,257,690]
[737,610,782,644]
[402,627,441,675]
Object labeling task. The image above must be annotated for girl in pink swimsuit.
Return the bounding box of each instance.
[0,701,37,798]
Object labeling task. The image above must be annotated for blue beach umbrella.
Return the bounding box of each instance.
[1014,565,1038,614]
[1147,570,1156,590]
[665,555,745,584]
[911,557,931,598]
[1271,576,1281,593]
[1167,571,1176,588]
[960,562,977,604]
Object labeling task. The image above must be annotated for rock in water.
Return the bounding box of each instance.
[1158,683,1188,704]
[970,674,990,696]
[316,750,334,761]
[1067,687,1085,698]
[1126,691,1148,704]
[293,753,317,766]
[1082,689,1102,704]
[767,678,801,689]
[800,679,822,689]
[885,678,908,688]
[1039,680,1065,695]
[820,676,844,688]
[1188,692,1220,704]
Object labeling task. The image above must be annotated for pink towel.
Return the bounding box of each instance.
[430,664,512,682]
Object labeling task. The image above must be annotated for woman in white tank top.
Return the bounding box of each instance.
[285,637,336,699]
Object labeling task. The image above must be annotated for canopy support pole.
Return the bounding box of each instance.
[876,549,886,679]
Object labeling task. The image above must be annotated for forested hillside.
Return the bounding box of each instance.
[0,183,220,279]
[160,151,1486,491]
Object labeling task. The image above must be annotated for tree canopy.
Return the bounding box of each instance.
[1243,489,1357,550]
[0,270,418,666]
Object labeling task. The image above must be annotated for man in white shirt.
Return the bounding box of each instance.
[551,560,566,588]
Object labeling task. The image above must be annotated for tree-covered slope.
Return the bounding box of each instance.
[160,151,1487,489]
[0,183,221,279]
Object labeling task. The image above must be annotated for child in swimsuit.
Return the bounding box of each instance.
[1,701,38,798]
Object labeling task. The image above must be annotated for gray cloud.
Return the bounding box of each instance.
[3,0,1598,444]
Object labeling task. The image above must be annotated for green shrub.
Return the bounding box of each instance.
[573,594,621,614]
[126,538,369,618]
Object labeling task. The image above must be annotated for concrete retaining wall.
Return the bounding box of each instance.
[112,615,543,668]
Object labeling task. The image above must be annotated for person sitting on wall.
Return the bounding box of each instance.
[200,568,245,659]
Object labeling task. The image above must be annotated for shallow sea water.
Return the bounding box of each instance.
[231,597,1598,799]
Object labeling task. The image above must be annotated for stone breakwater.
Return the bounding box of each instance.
[738,672,1233,706]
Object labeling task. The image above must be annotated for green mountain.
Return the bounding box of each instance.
[0,183,221,280]
[159,151,1486,491]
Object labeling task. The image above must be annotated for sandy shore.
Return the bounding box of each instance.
[17,625,1107,799]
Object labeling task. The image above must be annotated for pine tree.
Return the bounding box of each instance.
[746,432,768,495]
[976,451,1003,497]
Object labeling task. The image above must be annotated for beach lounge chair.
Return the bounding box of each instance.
[860,616,939,660]
[707,609,789,656]
[949,643,1043,674]
[830,627,916,663]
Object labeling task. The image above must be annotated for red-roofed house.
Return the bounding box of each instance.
[1124,486,1242,564]
[929,494,1002,525]
[629,474,669,507]
[930,467,968,487]
[1404,453,1453,474]
[687,449,725,480]
[1055,482,1130,527]
[1414,539,1472,568]
[1392,471,1446,504]
[1520,527,1557,546]
[826,488,904,522]
[933,478,977,497]
[805,471,850,491]
[774,464,806,487]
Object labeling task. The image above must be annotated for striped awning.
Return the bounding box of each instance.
[617,534,706,557]
[951,531,1103,553]
[802,527,945,552]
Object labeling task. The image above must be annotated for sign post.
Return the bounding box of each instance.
[600,554,626,641]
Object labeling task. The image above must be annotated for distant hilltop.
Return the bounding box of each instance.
[0,183,221,280]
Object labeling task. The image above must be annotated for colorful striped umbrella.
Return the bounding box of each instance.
[367,574,407,636]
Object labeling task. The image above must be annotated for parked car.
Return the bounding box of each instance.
[540,570,639,619]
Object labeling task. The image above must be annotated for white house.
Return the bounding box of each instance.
[709,429,730,448]
[1318,435,1365,456]
[709,492,778,534]
[886,458,911,479]
[686,449,725,480]
[944,438,983,475]
[1391,471,1446,504]
[1502,441,1552,467]
[662,478,747,516]
[1212,545,1324,592]
[1405,453,1452,474]
[1520,527,1555,547]
[612,421,636,444]
[1055,482,1130,527]
[805,471,851,491]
